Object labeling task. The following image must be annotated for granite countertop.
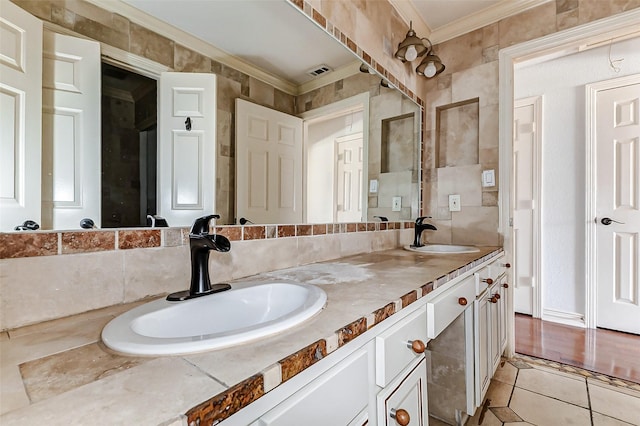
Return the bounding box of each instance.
[0,246,502,425]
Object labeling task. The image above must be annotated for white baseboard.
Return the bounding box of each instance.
[542,309,586,328]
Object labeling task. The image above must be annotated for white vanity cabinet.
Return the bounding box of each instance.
[377,357,428,426]
[252,347,371,426]
[474,256,509,407]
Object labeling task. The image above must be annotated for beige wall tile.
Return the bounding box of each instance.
[123,246,190,302]
[174,44,211,73]
[479,104,499,149]
[499,2,557,48]
[451,61,499,107]
[437,165,483,207]
[437,28,484,75]
[73,14,129,51]
[451,206,500,246]
[337,232,373,257]
[0,253,124,330]
[249,77,275,107]
[130,22,174,68]
[297,235,341,266]
[372,230,400,251]
[229,238,299,280]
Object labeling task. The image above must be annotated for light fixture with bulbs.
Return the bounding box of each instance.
[394,21,429,62]
[394,21,445,78]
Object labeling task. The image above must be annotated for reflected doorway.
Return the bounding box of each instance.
[101,63,157,228]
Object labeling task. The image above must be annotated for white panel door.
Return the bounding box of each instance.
[513,98,540,315]
[236,99,302,224]
[596,79,640,334]
[41,30,100,230]
[0,2,42,231]
[158,72,216,227]
[335,133,363,222]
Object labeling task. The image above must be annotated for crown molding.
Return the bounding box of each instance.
[87,0,298,94]
[388,0,432,38]
[430,0,551,43]
[394,0,552,45]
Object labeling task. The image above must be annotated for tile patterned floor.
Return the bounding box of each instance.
[431,357,640,426]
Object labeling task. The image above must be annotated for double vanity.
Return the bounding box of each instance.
[1,242,507,426]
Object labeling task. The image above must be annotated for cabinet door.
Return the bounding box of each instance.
[488,283,501,375]
[378,357,428,426]
[497,278,508,355]
[255,348,369,426]
[474,295,491,407]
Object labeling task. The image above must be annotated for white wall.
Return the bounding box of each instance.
[306,111,364,223]
[514,37,640,316]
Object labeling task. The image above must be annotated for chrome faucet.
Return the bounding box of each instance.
[411,216,437,248]
[167,214,232,301]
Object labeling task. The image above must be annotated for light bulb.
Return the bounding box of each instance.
[424,61,437,77]
[405,45,418,62]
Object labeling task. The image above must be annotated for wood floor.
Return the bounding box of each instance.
[515,313,640,384]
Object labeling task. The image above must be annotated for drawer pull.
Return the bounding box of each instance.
[482,278,494,284]
[458,297,468,306]
[407,339,425,354]
[502,263,511,268]
[390,408,410,425]
[503,283,509,288]
[489,296,498,303]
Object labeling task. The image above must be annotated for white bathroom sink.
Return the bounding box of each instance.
[404,244,480,254]
[101,282,327,356]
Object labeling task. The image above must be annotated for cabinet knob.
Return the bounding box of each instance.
[489,296,498,303]
[503,283,509,288]
[408,339,425,354]
[458,297,468,306]
[390,408,410,426]
[482,278,493,284]
[502,263,511,268]
[493,293,501,300]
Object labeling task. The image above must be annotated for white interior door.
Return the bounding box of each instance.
[158,72,216,227]
[41,30,100,230]
[335,133,363,222]
[595,78,640,334]
[236,98,302,224]
[513,97,540,316]
[0,2,42,231]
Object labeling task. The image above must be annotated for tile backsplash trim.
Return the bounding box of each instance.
[0,222,413,260]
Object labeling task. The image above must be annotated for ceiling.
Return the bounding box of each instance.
[117,0,546,90]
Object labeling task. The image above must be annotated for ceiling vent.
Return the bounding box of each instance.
[307,64,333,77]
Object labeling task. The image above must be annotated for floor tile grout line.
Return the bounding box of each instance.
[586,376,595,426]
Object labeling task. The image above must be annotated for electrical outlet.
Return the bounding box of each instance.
[449,194,461,212]
[392,196,402,212]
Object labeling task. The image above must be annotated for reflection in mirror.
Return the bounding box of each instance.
[436,98,479,168]
[0,1,422,231]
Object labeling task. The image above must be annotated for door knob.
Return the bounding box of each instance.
[600,217,624,225]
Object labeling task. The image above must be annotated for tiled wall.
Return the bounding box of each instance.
[420,0,640,247]
[0,222,414,330]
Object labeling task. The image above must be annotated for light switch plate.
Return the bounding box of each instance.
[369,179,378,193]
[392,196,402,211]
[482,169,495,187]
[449,194,461,212]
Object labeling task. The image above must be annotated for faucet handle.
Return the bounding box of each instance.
[415,216,432,224]
[190,214,220,235]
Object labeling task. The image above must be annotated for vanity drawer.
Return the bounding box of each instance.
[375,307,428,387]
[254,348,369,426]
[426,275,475,338]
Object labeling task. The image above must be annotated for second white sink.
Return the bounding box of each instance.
[102,282,327,356]
[404,244,480,254]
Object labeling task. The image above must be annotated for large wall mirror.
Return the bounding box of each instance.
[0,0,421,232]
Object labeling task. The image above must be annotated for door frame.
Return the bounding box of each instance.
[585,73,640,329]
[300,92,370,223]
[499,8,640,355]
